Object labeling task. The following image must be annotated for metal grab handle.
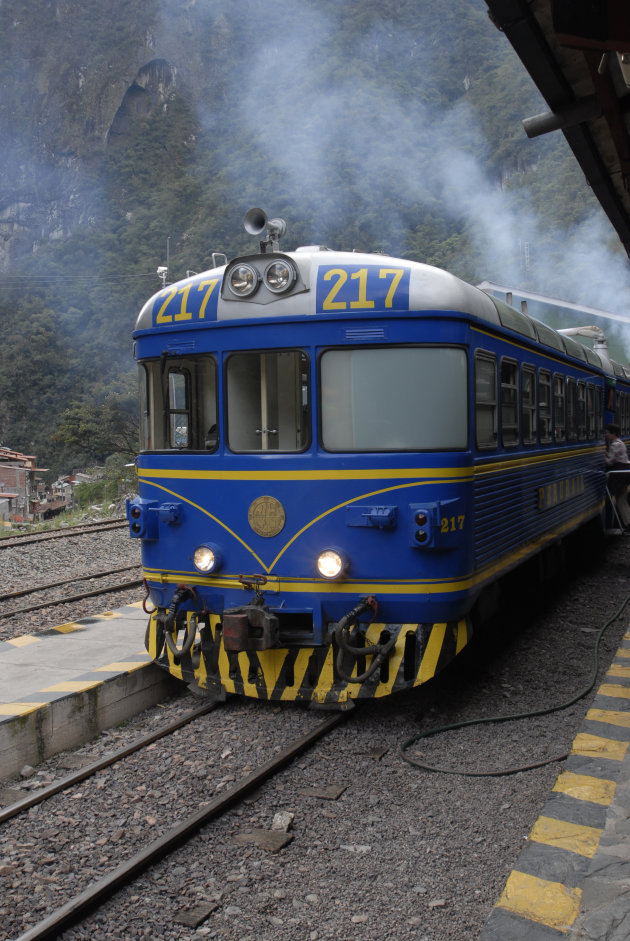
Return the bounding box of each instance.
[255,428,278,435]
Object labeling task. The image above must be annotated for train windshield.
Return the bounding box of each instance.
[226,350,310,452]
[320,346,467,451]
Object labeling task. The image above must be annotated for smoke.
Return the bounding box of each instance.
[5,0,630,336]
[164,0,630,338]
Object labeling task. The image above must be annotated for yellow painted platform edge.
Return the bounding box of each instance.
[488,633,630,934]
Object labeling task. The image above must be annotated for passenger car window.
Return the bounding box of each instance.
[475,352,497,450]
[500,359,519,447]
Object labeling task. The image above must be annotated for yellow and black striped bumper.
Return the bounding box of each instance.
[146,611,472,707]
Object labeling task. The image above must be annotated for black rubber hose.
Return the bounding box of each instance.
[399,590,630,777]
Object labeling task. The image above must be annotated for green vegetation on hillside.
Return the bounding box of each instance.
[0,0,617,477]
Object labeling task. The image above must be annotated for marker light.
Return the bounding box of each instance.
[193,544,223,573]
[228,264,258,297]
[316,549,348,580]
[264,260,296,293]
[129,505,142,533]
[411,507,433,547]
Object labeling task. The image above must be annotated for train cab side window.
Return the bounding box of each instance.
[226,350,310,452]
[139,364,151,451]
[500,358,519,447]
[474,352,497,450]
[168,370,190,448]
[138,356,218,451]
[566,377,577,441]
[538,370,552,443]
[521,365,536,446]
[554,373,565,442]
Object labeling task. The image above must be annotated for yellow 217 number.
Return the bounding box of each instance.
[322,267,405,311]
[440,515,465,533]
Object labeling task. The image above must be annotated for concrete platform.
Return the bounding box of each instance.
[481,628,630,941]
[0,602,178,781]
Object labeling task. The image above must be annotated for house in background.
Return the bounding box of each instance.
[0,447,49,523]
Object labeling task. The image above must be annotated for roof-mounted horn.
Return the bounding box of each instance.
[244,208,287,253]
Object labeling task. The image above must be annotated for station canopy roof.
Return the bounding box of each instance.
[485,0,630,257]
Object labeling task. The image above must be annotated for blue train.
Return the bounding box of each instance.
[127,210,630,708]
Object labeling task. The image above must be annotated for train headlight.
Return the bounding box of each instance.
[263,260,296,294]
[228,264,259,297]
[316,548,348,580]
[193,544,223,573]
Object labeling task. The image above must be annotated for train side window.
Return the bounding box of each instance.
[577,381,586,440]
[168,370,191,448]
[566,377,577,441]
[139,356,218,452]
[586,383,596,440]
[538,370,552,443]
[596,386,603,438]
[474,352,497,450]
[554,373,565,442]
[500,358,519,447]
[226,350,310,452]
[521,364,536,446]
[139,364,152,451]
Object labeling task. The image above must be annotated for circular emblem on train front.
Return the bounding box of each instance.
[248,495,286,537]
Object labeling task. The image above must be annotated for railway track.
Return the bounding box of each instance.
[2,535,630,939]
[6,710,346,941]
[0,565,143,620]
[0,702,218,825]
[0,518,127,550]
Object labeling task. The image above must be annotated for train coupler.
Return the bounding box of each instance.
[222,604,279,652]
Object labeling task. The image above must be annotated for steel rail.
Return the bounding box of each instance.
[0,520,127,549]
[0,701,217,825]
[0,578,143,619]
[0,564,141,602]
[15,712,348,941]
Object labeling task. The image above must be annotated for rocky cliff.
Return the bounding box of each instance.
[0,0,234,269]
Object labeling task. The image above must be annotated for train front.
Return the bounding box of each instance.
[128,215,475,708]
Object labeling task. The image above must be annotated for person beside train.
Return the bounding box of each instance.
[605,423,630,530]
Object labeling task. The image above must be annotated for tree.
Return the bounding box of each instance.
[54,393,138,466]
